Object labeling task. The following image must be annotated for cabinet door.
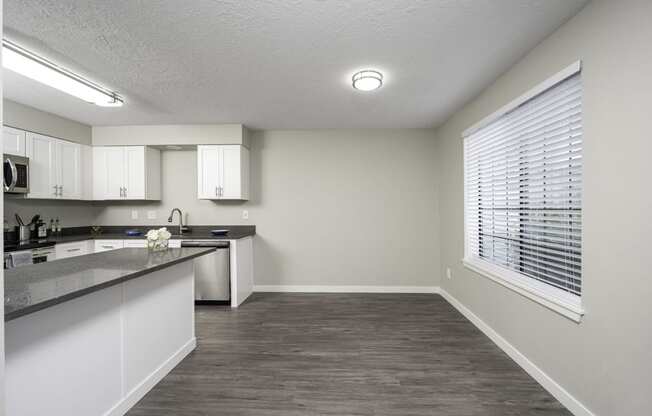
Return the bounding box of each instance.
[58,140,82,199]
[92,147,107,200]
[220,145,245,199]
[124,147,145,199]
[80,145,93,200]
[26,133,57,199]
[197,146,220,199]
[3,126,26,156]
[104,147,125,199]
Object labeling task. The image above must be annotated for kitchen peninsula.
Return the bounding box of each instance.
[4,247,214,416]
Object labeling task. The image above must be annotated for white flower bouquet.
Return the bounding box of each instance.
[146,227,172,251]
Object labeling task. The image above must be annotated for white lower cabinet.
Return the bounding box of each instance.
[94,240,125,252]
[49,237,252,308]
[55,240,93,260]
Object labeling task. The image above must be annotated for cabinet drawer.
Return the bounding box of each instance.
[94,240,125,252]
[124,240,147,248]
[55,240,92,259]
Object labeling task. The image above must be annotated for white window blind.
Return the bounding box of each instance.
[464,72,582,301]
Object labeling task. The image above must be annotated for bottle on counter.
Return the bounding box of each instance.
[50,219,56,236]
[55,218,61,236]
[37,220,47,238]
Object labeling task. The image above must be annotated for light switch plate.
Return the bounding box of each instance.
[131,210,138,220]
[147,210,157,220]
[242,210,249,220]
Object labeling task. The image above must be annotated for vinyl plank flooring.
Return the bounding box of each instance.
[127,293,571,416]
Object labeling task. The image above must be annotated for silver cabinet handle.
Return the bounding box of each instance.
[101,245,113,249]
[215,186,218,197]
[67,248,81,252]
[123,187,127,197]
[120,187,124,197]
[220,186,224,197]
[53,185,58,196]
[59,185,63,196]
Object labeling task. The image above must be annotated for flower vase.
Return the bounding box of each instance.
[148,239,169,252]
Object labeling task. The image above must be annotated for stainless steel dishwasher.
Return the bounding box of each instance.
[181,240,230,303]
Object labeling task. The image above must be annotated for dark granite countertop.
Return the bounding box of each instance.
[4,225,255,252]
[5,247,215,322]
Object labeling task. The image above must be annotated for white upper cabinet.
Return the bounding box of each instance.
[3,126,26,157]
[197,146,220,199]
[26,133,57,199]
[124,146,147,199]
[26,132,84,200]
[93,146,161,200]
[102,147,126,199]
[58,140,82,199]
[197,145,249,200]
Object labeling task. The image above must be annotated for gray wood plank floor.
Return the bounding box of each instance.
[127,293,571,416]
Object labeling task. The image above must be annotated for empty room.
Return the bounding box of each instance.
[0,0,649,415]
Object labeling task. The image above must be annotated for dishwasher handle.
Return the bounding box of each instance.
[180,240,230,249]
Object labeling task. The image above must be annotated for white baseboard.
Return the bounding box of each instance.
[439,289,594,416]
[254,285,441,294]
[104,337,197,416]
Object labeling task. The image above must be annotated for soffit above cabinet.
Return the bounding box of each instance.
[92,124,250,148]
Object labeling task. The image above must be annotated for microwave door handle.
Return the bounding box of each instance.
[4,158,18,192]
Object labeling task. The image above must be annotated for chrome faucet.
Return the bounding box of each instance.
[167,208,189,235]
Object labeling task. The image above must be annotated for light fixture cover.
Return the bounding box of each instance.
[2,39,124,107]
[352,70,383,91]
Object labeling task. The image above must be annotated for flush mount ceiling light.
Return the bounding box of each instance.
[352,69,383,91]
[2,39,124,107]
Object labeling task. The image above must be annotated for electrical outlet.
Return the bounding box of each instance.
[242,210,249,220]
[131,210,138,220]
[147,210,157,220]
[446,267,452,279]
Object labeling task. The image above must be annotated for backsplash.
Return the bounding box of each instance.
[4,197,100,228]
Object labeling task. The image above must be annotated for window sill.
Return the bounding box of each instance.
[462,257,584,323]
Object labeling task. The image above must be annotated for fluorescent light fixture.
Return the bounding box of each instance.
[352,69,383,91]
[2,39,124,107]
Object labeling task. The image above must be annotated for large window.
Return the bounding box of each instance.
[463,63,583,320]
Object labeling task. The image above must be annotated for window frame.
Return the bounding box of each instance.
[462,61,585,323]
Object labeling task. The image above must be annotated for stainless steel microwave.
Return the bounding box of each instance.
[3,154,29,194]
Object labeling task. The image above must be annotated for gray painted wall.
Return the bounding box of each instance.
[4,198,98,228]
[94,129,441,288]
[434,0,651,414]
[3,99,92,145]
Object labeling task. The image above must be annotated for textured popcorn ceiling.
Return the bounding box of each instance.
[3,0,587,128]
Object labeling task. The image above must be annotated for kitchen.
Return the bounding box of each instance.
[2,1,652,416]
[3,103,256,415]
